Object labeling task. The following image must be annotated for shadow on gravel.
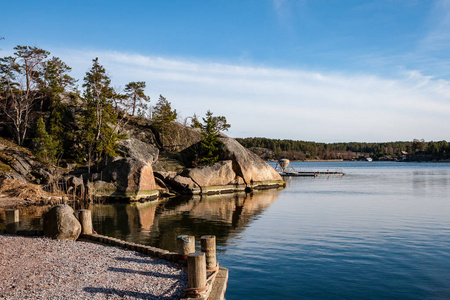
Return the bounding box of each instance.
[115,256,164,264]
[108,267,183,279]
[83,287,181,300]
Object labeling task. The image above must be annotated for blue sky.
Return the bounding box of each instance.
[2,0,450,142]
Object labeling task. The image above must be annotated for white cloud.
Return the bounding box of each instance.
[54,49,450,142]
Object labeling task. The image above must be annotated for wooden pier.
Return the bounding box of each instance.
[274,158,345,177]
[279,170,345,177]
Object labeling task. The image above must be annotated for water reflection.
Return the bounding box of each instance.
[0,191,280,253]
[91,191,279,252]
[0,205,50,230]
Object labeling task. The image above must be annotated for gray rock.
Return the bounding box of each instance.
[154,176,169,190]
[158,132,284,193]
[158,122,203,153]
[88,158,158,200]
[154,171,177,181]
[182,160,236,187]
[218,135,283,185]
[43,204,81,241]
[10,154,34,178]
[67,175,83,188]
[118,138,159,164]
[63,175,85,197]
[167,175,200,194]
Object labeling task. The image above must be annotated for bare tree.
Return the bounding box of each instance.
[0,46,49,145]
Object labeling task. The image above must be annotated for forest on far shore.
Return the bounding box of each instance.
[236,137,450,162]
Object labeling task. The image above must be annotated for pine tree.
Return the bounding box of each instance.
[124,81,150,117]
[153,95,177,125]
[34,117,58,164]
[79,58,120,171]
[192,110,230,165]
[152,95,178,146]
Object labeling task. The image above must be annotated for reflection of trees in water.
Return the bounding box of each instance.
[91,191,280,252]
[1,191,279,251]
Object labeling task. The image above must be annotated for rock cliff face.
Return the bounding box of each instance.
[87,158,158,200]
[84,138,160,200]
[76,124,284,200]
[0,138,60,184]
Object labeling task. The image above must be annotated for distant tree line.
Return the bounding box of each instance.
[0,45,230,170]
[236,137,450,162]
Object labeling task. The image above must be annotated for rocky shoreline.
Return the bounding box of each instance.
[0,235,187,299]
[1,124,285,204]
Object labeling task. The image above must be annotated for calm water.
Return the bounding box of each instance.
[2,162,450,299]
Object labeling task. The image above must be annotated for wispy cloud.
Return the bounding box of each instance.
[271,0,307,31]
[54,48,450,142]
[420,0,450,53]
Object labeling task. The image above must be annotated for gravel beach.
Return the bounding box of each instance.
[0,235,187,299]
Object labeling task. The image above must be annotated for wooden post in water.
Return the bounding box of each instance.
[177,235,195,258]
[78,209,93,234]
[5,209,19,234]
[187,252,207,289]
[201,235,217,271]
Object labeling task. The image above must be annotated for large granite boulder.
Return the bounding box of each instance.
[160,134,284,195]
[218,135,284,187]
[77,138,161,202]
[183,160,236,187]
[43,204,81,241]
[88,158,158,200]
[166,161,237,194]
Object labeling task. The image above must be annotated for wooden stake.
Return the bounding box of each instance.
[187,252,207,289]
[201,235,217,270]
[78,209,93,234]
[5,209,19,234]
[177,235,195,256]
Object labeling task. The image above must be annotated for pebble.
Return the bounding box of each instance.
[0,235,187,299]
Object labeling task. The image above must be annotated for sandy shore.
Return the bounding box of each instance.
[0,235,187,299]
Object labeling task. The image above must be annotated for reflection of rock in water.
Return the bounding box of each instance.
[187,192,278,226]
[126,201,158,230]
[147,191,280,251]
[1,191,279,252]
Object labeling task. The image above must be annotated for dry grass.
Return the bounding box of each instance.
[0,178,49,199]
[0,137,33,155]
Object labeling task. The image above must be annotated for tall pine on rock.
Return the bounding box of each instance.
[34,117,58,164]
[42,56,76,161]
[192,110,230,165]
[80,58,120,172]
[152,95,178,147]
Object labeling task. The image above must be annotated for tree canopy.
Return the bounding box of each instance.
[192,110,230,165]
[80,57,120,171]
[124,81,150,117]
